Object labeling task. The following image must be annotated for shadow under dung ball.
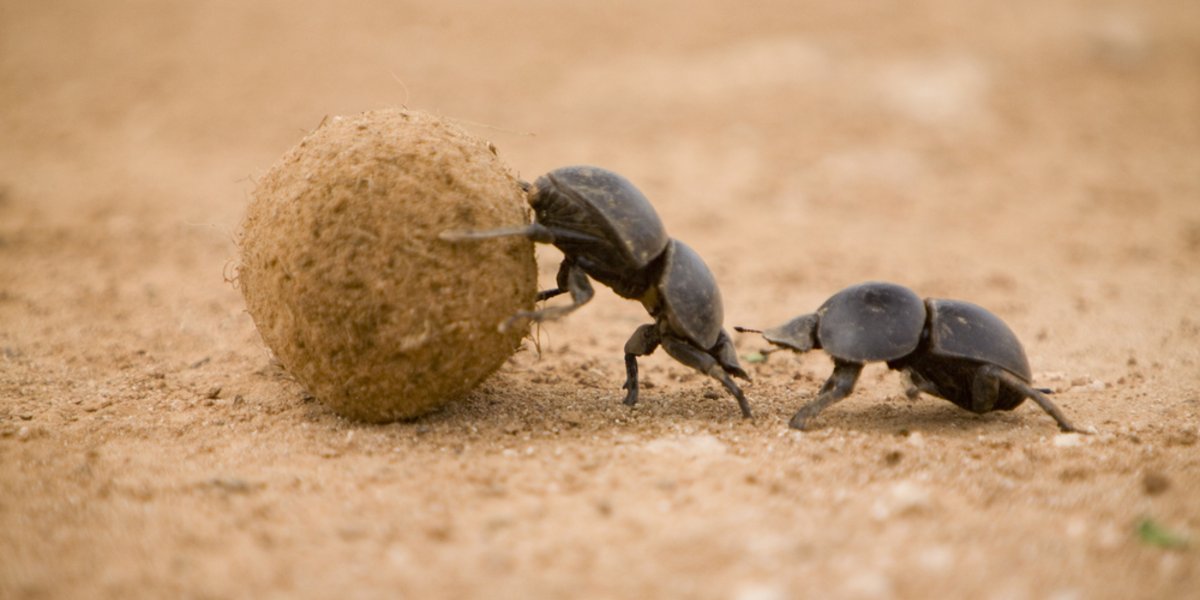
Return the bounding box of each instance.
[238,109,536,422]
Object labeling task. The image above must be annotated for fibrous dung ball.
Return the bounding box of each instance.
[238,109,536,422]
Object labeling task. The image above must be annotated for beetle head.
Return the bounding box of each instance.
[761,313,820,353]
[520,178,541,207]
[524,173,563,215]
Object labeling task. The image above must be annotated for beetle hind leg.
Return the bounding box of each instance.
[969,366,1003,413]
[711,329,750,381]
[986,366,1082,433]
[660,335,752,418]
[622,324,661,407]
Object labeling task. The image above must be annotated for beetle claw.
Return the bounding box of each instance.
[621,379,640,406]
[788,413,811,430]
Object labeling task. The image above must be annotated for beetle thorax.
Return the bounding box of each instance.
[531,184,664,299]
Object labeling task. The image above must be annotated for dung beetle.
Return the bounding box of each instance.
[736,281,1081,432]
[441,165,751,418]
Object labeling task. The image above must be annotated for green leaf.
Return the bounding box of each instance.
[1136,517,1190,549]
[743,352,767,364]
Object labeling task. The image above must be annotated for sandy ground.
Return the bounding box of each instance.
[2,1,1199,598]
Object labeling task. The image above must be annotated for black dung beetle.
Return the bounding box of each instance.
[736,281,1081,432]
[441,165,751,418]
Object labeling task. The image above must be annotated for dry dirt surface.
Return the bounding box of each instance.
[2,1,1199,598]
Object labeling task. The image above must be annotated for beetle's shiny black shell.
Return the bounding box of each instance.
[925,299,1032,380]
[532,166,669,270]
[816,282,925,362]
[659,239,723,349]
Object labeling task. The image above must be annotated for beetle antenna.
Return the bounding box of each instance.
[733,326,763,334]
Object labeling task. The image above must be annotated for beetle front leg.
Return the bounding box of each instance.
[789,360,863,430]
[622,324,661,407]
[987,366,1083,433]
[501,261,595,331]
[535,260,577,302]
[537,288,568,302]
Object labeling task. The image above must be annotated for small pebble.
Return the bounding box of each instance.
[842,569,893,599]
[733,582,787,600]
[916,545,954,572]
[871,479,933,520]
[1054,433,1084,447]
[1097,523,1123,550]
[1065,517,1088,539]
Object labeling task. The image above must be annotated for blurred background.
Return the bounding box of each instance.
[4,0,1197,373]
[3,0,1197,316]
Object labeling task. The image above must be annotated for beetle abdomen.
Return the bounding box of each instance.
[816,281,925,362]
[658,239,723,349]
[925,299,1032,380]
[900,354,1029,411]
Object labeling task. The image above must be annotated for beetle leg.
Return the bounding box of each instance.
[537,288,567,301]
[903,373,921,400]
[622,324,661,407]
[441,223,605,248]
[987,366,1083,433]
[501,262,594,331]
[969,366,1001,413]
[903,368,939,400]
[535,260,576,301]
[660,335,752,418]
[439,223,557,244]
[711,329,749,380]
[789,360,863,430]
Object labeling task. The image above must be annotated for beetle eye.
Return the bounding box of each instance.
[518,180,532,193]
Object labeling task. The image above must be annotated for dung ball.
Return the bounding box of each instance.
[238,108,536,422]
